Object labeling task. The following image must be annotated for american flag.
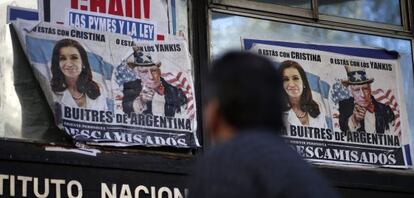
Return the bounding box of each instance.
[331,80,401,136]
[162,72,196,120]
[372,88,401,136]
[330,79,350,105]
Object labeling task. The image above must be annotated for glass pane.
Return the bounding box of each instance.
[248,0,311,9]
[211,12,414,168]
[318,0,401,25]
[0,0,190,144]
[0,0,67,142]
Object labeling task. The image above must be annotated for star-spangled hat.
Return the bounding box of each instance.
[341,65,374,86]
[126,46,161,68]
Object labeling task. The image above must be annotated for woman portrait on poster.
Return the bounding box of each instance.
[50,38,107,110]
[278,60,327,128]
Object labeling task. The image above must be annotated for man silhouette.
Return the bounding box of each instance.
[189,51,338,198]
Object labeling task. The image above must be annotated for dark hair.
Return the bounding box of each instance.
[50,39,101,99]
[278,60,320,118]
[206,51,284,132]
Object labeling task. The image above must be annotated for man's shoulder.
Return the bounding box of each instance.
[372,97,394,114]
[372,97,389,108]
[198,130,338,198]
[161,78,186,98]
[208,130,299,163]
[200,130,301,175]
[338,97,354,111]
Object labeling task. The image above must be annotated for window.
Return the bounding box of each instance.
[0,0,194,148]
[210,11,414,169]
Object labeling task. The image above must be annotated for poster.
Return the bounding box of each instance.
[244,38,412,168]
[38,0,185,41]
[12,19,199,148]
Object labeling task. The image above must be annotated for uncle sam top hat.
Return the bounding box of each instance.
[341,65,374,86]
[127,46,161,68]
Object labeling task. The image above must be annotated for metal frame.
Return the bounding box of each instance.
[401,0,410,31]
[409,0,414,34]
[211,0,313,18]
[189,0,210,152]
[311,0,318,20]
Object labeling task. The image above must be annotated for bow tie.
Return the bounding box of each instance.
[366,103,375,113]
[155,85,165,95]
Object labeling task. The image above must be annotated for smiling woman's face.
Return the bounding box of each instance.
[59,46,82,79]
[282,67,304,100]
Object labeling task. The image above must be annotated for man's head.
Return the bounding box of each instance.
[205,51,284,142]
[341,66,374,107]
[135,65,162,89]
[349,83,372,107]
[127,47,162,89]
